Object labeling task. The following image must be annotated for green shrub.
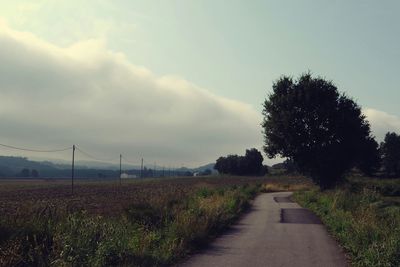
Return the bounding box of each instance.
[196,187,214,198]
[125,203,164,228]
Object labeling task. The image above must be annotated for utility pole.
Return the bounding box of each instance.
[119,154,122,186]
[71,144,75,195]
[140,158,143,178]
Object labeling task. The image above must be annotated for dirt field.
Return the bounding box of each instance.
[0,175,309,217]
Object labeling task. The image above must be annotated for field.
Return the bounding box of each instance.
[294,176,400,267]
[0,175,308,266]
[2,173,399,267]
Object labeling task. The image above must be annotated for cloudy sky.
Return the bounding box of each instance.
[0,1,400,167]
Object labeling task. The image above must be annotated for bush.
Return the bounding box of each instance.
[125,204,164,228]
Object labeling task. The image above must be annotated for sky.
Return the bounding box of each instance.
[0,0,400,167]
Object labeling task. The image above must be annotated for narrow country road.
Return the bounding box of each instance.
[180,192,348,267]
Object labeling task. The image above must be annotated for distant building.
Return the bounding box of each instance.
[121,173,137,179]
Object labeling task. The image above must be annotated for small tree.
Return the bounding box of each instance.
[202,169,212,175]
[381,132,400,177]
[262,73,372,189]
[31,169,39,178]
[20,168,30,177]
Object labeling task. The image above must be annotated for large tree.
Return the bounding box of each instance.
[262,73,373,189]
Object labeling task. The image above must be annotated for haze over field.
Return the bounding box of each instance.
[0,1,400,167]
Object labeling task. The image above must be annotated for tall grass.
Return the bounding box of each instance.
[294,186,400,267]
[0,184,260,266]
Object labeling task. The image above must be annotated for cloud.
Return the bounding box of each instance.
[364,108,400,142]
[0,22,262,166]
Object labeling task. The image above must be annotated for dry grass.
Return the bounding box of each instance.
[261,175,314,193]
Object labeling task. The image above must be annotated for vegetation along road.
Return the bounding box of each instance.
[182,192,347,267]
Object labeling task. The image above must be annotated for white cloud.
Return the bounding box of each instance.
[0,23,263,166]
[364,108,400,142]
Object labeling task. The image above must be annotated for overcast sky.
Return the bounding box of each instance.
[0,0,400,167]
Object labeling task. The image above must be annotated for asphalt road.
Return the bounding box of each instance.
[180,192,348,267]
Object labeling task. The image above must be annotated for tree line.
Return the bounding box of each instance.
[214,148,268,176]
[380,132,400,177]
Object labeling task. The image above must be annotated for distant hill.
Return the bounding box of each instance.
[194,163,215,172]
[0,156,216,179]
[0,156,58,177]
[174,163,216,174]
[0,156,120,178]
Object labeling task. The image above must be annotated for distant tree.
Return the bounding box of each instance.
[20,168,30,177]
[214,148,267,176]
[202,169,212,176]
[357,137,381,176]
[31,169,39,178]
[243,148,265,175]
[147,168,154,178]
[262,73,373,189]
[142,167,149,177]
[215,157,227,174]
[215,155,240,175]
[226,155,240,174]
[242,148,266,175]
[283,159,298,173]
[381,132,400,177]
[184,171,193,176]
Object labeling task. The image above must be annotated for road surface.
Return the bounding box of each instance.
[181,192,348,267]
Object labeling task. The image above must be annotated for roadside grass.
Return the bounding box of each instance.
[0,183,261,266]
[294,178,400,267]
[262,181,314,193]
[348,176,400,197]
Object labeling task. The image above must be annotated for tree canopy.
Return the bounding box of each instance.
[262,73,373,189]
[214,148,267,176]
[381,132,400,177]
[357,137,381,176]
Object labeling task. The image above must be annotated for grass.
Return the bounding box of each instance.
[0,175,308,266]
[294,177,400,267]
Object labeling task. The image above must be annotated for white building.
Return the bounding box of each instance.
[120,173,137,179]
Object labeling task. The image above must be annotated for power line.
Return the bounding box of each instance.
[0,142,172,178]
[0,143,72,153]
[75,146,119,163]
